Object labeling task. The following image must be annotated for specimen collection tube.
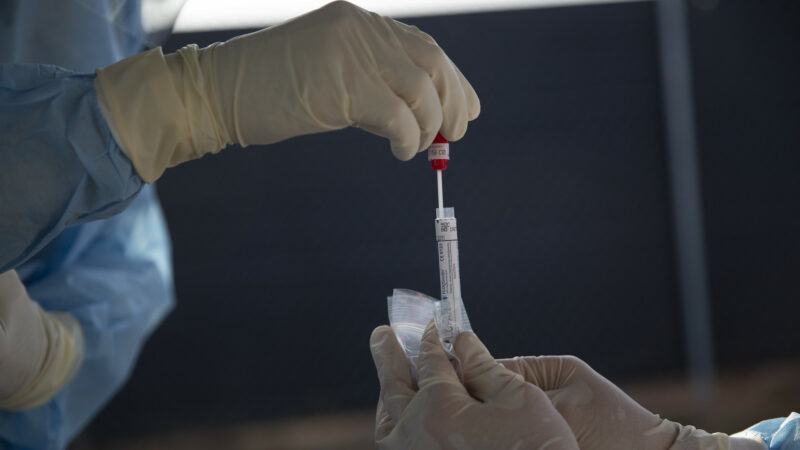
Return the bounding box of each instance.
[434,207,463,349]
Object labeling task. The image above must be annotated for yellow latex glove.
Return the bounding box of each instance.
[95,1,480,182]
[0,270,83,410]
[499,355,766,450]
[370,322,579,449]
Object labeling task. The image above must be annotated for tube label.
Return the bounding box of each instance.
[428,142,450,160]
[437,239,460,304]
[435,217,457,242]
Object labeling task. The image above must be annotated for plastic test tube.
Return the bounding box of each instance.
[428,133,463,348]
[435,207,462,348]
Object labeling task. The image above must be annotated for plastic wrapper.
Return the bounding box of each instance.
[387,288,471,381]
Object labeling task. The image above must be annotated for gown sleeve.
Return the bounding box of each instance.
[0,63,143,273]
[0,184,175,449]
[732,412,800,449]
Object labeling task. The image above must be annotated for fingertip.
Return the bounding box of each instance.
[418,134,435,154]
[417,320,461,388]
[420,319,439,345]
[390,140,417,161]
[468,96,481,121]
[417,105,443,153]
[418,319,446,362]
[440,96,469,142]
[453,331,495,370]
[453,331,483,354]
[457,344,530,403]
[370,325,400,370]
[449,59,480,122]
[461,76,480,122]
[370,325,394,347]
[440,119,468,142]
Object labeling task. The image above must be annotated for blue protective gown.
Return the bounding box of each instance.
[735,413,800,450]
[0,1,174,448]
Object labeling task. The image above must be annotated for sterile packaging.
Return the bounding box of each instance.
[387,289,472,381]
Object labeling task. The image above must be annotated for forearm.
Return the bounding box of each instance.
[0,64,143,272]
[0,270,84,411]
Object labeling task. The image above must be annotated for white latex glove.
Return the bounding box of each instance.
[498,355,766,450]
[370,322,579,449]
[0,270,84,410]
[95,0,480,182]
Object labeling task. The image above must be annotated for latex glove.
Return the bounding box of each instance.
[0,270,84,410]
[498,355,766,450]
[95,0,480,182]
[370,322,579,449]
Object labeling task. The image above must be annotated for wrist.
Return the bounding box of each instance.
[166,44,234,157]
[668,424,729,450]
[729,436,767,450]
[668,425,766,450]
[0,309,84,410]
[94,46,227,183]
[0,272,46,402]
[0,271,84,410]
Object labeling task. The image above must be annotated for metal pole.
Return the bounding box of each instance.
[655,0,716,401]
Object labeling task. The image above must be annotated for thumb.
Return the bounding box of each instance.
[416,320,464,392]
[454,332,534,404]
[498,355,588,392]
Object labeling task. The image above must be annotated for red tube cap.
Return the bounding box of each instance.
[428,132,449,171]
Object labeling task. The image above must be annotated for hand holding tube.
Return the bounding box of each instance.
[370,323,578,449]
[95,1,480,182]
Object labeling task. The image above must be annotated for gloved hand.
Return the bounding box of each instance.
[95,0,480,182]
[370,322,579,449]
[0,270,84,410]
[498,355,767,450]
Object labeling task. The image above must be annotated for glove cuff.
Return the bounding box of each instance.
[668,424,731,450]
[170,44,234,160]
[0,307,84,410]
[94,46,229,183]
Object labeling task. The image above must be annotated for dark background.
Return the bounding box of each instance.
[84,0,800,439]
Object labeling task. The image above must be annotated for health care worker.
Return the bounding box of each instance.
[0,1,478,448]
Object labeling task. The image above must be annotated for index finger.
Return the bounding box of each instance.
[390,22,470,142]
[497,355,587,392]
[416,321,466,394]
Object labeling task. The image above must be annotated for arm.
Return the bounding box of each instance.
[2,1,480,272]
[94,1,480,182]
[0,185,174,449]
